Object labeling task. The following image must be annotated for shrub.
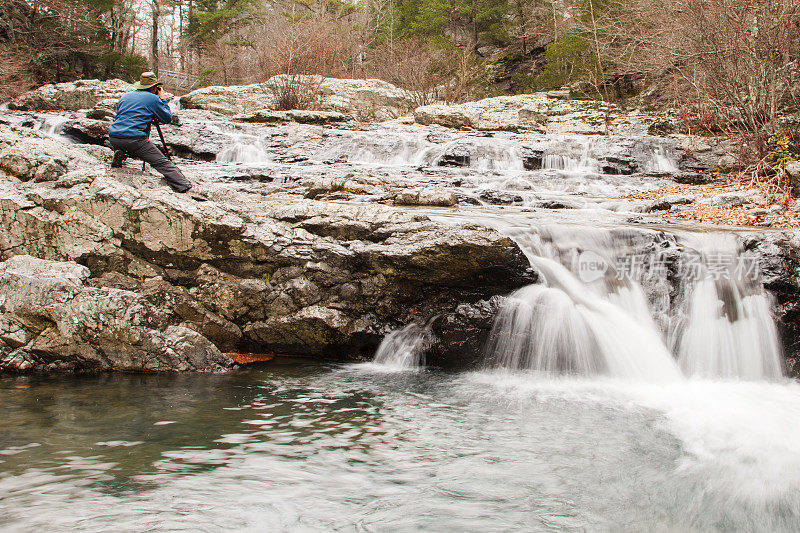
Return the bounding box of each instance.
[268,74,320,111]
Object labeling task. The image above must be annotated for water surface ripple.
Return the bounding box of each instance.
[2,365,799,532]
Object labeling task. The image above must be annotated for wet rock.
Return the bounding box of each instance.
[64,117,111,143]
[9,79,132,111]
[478,190,524,205]
[534,199,579,209]
[0,255,234,373]
[521,149,544,170]
[427,296,508,368]
[437,145,471,167]
[600,156,637,175]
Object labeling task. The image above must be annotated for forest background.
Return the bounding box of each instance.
[1,0,799,159]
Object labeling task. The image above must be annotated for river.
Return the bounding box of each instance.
[2,366,800,531]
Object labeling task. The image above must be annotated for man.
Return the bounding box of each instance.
[109,72,199,197]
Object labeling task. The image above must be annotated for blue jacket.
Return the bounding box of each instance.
[108,90,173,138]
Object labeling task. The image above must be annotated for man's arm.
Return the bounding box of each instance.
[149,89,173,124]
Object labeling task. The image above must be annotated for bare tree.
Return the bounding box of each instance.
[150,0,161,74]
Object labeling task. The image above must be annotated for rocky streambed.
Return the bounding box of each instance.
[1,78,799,375]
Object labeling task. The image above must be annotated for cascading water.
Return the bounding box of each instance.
[372,321,435,370]
[37,115,70,138]
[670,233,783,380]
[484,227,682,381]
[483,224,783,382]
[643,145,678,174]
[541,139,598,172]
[217,135,270,163]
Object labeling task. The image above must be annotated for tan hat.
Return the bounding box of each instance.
[134,71,161,90]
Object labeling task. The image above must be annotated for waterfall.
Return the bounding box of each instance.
[168,97,182,113]
[670,233,783,380]
[485,252,683,382]
[542,141,597,172]
[484,224,783,382]
[217,135,270,163]
[542,154,580,170]
[643,145,678,174]
[372,322,435,370]
[463,141,525,171]
[37,116,70,138]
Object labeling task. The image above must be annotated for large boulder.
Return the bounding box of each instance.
[180,83,274,115]
[0,125,109,182]
[414,92,666,135]
[8,79,133,111]
[182,76,415,121]
[315,77,414,120]
[0,255,234,373]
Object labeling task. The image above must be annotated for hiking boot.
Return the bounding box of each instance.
[111,150,127,168]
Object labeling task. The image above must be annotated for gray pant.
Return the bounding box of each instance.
[109,136,191,193]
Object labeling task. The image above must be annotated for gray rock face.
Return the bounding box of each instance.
[390,187,458,207]
[0,125,535,372]
[0,255,233,373]
[182,76,415,121]
[414,93,667,135]
[235,109,351,124]
[8,79,133,111]
[0,126,109,182]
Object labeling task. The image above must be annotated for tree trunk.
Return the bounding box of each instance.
[151,0,160,75]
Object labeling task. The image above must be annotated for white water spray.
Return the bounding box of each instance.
[217,135,270,163]
[486,254,683,382]
[670,233,783,380]
[643,145,678,174]
[373,322,435,370]
[37,115,70,138]
[484,224,782,382]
